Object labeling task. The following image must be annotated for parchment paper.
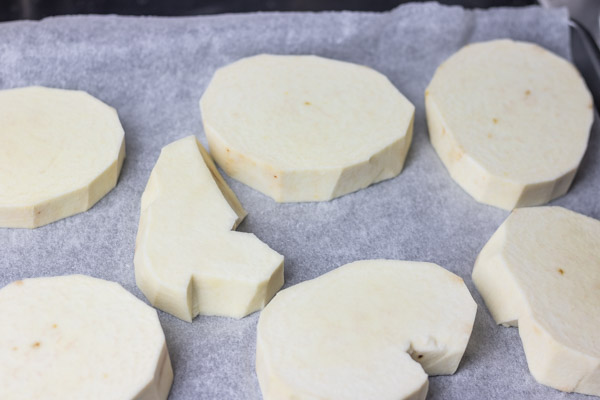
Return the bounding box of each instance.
[1,2,598,399]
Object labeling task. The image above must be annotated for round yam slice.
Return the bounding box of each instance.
[0,86,125,228]
[425,40,593,210]
[200,55,415,202]
[473,206,600,396]
[256,260,476,400]
[0,275,173,400]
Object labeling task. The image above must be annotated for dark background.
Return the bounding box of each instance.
[1,0,537,21]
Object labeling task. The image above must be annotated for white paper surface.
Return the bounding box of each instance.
[1,2,598,399]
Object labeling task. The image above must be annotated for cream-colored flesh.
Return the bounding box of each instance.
[0,275,172,400]
[0,86,125,228]
[257,260,476,400]
[426,40,593,210]
[473,207,600,395]
[200,54,415,202]
[134,136,284,322]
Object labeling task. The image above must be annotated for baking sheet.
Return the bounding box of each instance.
[1,2,598,399]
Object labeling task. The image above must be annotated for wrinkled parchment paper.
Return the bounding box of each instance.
[1,2,598,399]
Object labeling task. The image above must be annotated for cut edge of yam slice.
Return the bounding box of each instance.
[0,86,126,228]
[134,136,284,322]
[473,206,600,396]
[256,260,477,400]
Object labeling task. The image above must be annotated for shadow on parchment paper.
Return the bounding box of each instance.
[569,115,599,190]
